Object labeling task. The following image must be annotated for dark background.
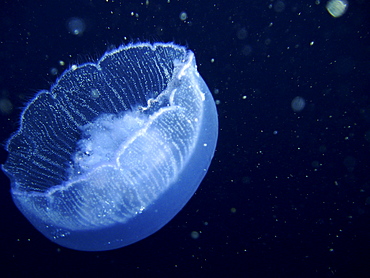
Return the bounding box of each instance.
[0,0,369,277]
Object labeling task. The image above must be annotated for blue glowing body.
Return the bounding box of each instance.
[2,43,218,251]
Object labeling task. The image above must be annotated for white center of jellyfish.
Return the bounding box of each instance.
[70,110,147,176]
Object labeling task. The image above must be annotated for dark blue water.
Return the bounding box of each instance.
[0,0,369,276]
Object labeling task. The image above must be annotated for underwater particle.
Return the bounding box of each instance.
[0,98,13,115]
[190,231,200,239]
[326,0,348,18]
[273,1,286,13]
[50,67,58,76]
[67,17,86,36]
[242,45,253,56]
[237,27,248,40]
[179,12,188,21]
[291,96,306,112]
